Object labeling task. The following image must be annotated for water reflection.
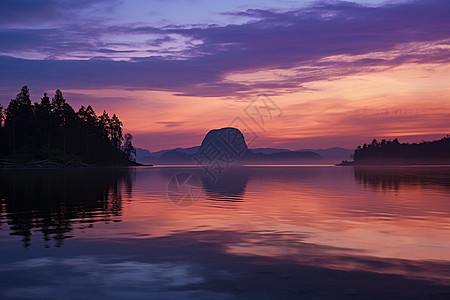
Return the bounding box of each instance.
[2,230,449,299]
[0,168,133,247]
[0,166,449,298]
[355,166,450,192]
[202,167,249,203]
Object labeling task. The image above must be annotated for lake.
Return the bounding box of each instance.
[0,166,449,299]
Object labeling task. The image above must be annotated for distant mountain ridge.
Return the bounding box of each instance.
[135,128,352,165]
[297,147,353,160]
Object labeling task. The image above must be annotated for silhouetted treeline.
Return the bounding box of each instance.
[0,86,135,163]
[353,136,450,164]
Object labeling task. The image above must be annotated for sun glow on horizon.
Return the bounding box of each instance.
[56,60,450,151]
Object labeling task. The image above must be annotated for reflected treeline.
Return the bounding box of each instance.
[0,168,134,247]
[354,167,450,192]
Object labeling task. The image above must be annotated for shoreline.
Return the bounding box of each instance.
[336,161,450,167]
[0,159,151,169]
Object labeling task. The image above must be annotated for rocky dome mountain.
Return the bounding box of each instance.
[195,127,322,164]
[195,127,250,163]
[136,127,326,165]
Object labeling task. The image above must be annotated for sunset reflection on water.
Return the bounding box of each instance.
[0,166,449,298]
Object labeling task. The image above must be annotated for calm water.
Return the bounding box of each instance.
[0,166,449,299]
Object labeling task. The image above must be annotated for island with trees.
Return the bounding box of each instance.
[338,136,450,166]
[0,86,139,168]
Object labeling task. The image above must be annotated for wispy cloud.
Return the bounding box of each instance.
[0,0,449,97]
[1,1,449,150]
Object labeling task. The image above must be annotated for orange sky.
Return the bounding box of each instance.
[64,61,450,151]
[1,1,449,152]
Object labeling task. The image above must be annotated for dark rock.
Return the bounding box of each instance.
[194,127,249,164]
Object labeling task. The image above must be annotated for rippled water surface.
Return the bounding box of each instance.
[0,166,449,299]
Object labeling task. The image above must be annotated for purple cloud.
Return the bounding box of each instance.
[0,0,117,25]
[0,0,449,98]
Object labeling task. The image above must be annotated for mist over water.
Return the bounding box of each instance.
[0,166,449,299]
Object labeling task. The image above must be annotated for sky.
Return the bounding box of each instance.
[0,0,449,151]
